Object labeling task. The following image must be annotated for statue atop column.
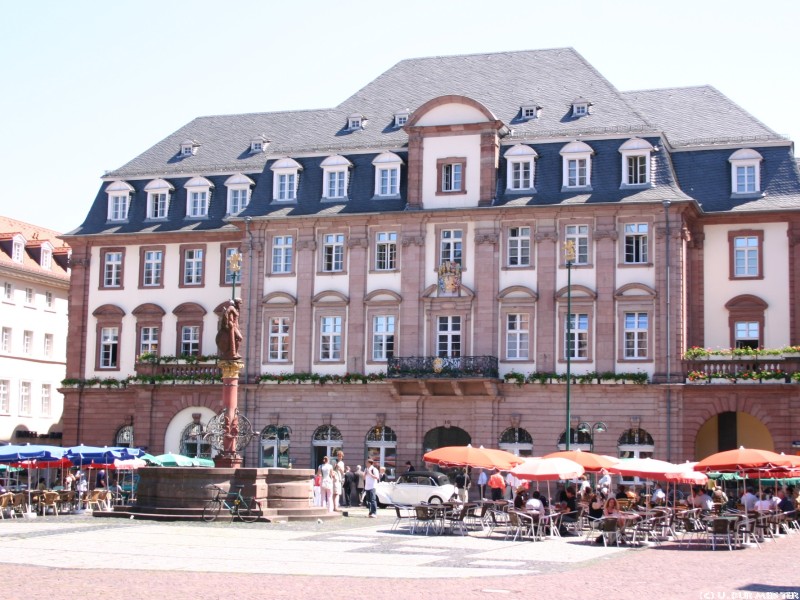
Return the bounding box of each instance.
[216,298,243,361]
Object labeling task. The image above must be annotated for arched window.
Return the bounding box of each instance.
[261,425,291,468]
[366,426,397,475]
[115,425,133,448]
[618,427,655,486]
[498,427,534,457]
[312,425,343,469]
[180,421,211,458]
[557,428,592,452]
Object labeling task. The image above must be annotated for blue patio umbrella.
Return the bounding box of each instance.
[0,444,66,463]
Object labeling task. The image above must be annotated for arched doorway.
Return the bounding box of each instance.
[618,427,655,486]
[423,426,470,453]
[366,426,397,476]
[312,425,343,469]
[260,425,291,468]
[557,428,592,451]
[695,411,774,459]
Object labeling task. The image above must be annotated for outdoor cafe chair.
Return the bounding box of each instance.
[391,504,415,532]
[503,510,525,541]
[411,505,437,535]
[11,493,27,517]
[58,491,75,513]
[678,515,706,547]
[536,511,562,539]
[448,504,471,536]
[0,492,14,519]
[599,517,622,548]
[38,491,60,516]
[85,489,110,512]
[707,517,738,551]
[736,514,760,549]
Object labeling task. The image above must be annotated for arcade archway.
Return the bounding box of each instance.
[695,411,774,459]
[423,426,470,453]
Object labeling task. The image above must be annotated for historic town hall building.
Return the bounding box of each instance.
[59,49,800,473]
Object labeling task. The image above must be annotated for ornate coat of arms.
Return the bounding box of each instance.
[438,261,462,296]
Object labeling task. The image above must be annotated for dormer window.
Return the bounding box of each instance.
[520,103,541,120]
[571,98,592,117]
[394,110,410,127]
[184,176,213,218]
[179,139,200,157]
[321,155,352,200]
[225,173,254,214]
[560,141,594,190]
[619,138,655,188]
[40,242,53,269]
[11,234,25,264]
[250,136,268,153]
[504,144,538,192]
[144,179,174,220]
[729,149,763,195]
[372,152,404,198]
[347,114,364,130]
[271,157,302,202]
[105,180,134,222]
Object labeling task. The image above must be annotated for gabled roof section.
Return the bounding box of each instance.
[622,86,785,148]
[0,215,70,281]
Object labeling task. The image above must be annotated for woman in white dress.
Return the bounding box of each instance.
[318,456,333,512]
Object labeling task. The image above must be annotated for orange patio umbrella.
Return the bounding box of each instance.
[543,449,618,473]
[423,445,524,470]
[607,457,680,480]
[695,447,792,472]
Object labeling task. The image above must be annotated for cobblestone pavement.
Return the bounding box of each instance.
[0,509,798,600]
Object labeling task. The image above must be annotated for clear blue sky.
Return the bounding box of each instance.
[3,0,799,233]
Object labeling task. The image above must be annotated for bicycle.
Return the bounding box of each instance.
[202,484,262,523]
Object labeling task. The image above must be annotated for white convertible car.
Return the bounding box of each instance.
[374,471,457,507]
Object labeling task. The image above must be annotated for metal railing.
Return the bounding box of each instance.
[386,356,498,379]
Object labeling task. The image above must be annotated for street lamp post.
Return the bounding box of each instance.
[577,421,608,452]
[564,240,576,451]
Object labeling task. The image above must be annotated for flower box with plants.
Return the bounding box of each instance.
[504,371,526,387]
[686,371,708,384]
[735,370,761,383]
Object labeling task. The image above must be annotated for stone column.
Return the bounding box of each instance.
[214,359,245,468]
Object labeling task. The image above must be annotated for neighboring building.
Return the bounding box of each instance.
[0,216,70,444]
[61,48,800,472]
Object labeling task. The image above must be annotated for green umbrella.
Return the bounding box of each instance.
[192,457,215,467]
[154,453,214,467]
[139,453,162,466]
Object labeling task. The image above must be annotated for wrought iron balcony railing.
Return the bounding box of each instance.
[387,356,498,379]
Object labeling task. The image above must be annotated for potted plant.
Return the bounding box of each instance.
[683,347,709,360]
[504,371,526,387]
[709,371,734,384]
[736,370,761,384]
[759,369,787,383]
[686,370,708,384]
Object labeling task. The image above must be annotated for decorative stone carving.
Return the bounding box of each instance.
[401,235,425,247]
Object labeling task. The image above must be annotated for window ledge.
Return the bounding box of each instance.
[267,272,297,278]
[619,182,654,190]
[371,194,402,201]
[321,197,349,203]
[184,216,210,220]
[368,268,400,275]
[505,187,537,195]
[143,217,169,223]
[317,270,349,276]
[501,265,535,271]
[618,262,654,268]
[730,192,765,199]
[730,275,764,281]
[270,199,298,205]
[106,219,130,224]
[561,186,593,193]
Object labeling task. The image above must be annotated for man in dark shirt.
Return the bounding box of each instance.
[404,461,415,473]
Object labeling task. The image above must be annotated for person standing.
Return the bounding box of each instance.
[317,456,333,512]
[477,469,488,499]
[331,462,343,511]
[342,466,354,507]
[455,468,470,502]
[355,465,365,505]
[488,469,506,501]
[364,458,380,518]
[404,461,415,473]
[379,466,387,482]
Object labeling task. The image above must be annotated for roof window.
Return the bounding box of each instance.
[179,139,200,157]
[571,98,592,117]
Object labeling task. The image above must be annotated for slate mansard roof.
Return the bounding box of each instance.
[70,48,800,237]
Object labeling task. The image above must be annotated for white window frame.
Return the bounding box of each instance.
[560,141,593,190]
[41,384,51,417]
[375,232,397,271]
[224,247,240,285]
[271,158,302,202]
[504,145,538,192]
[44,333,53,357]
[143,249,163,287]
[271,235,293,274]
[184,177,213,218]
[506,313,530,360]
[321,155,352,200]
[99,326,119,369]
[225,173,254,215]
[735,321,760,348]
[3,282,12,300]
[394,111,409,127]
[619,138,654,187]
[440,229,463,265]
[623,312,648,359]
[105,180,133,222]
[0,380,8,414]
[565,313,589,360]
[183,249,204,285]
[734,236,759,277]
[372,152,403,197]
[45,291,53,308]
[140,326,159,355]
[320,316,342,361]
[1,327,11,352]
[624,223,649,264]
[19,381,31,416]
[442,163,463,192]
[40,245,52,269]
[11,236,25,263]
[144,179,173,220]
[372,315,395,361]
[181,325,200,356]
[104,251,123,287]
[437,316,462,358]
[322,234,345,272]
[268,317,290,362]
[180,140,198,156]
[25,287,34,305]
[507,226,531,267]
[23,330,32,354]
[565,224,590,265]
[729,149,762,195]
